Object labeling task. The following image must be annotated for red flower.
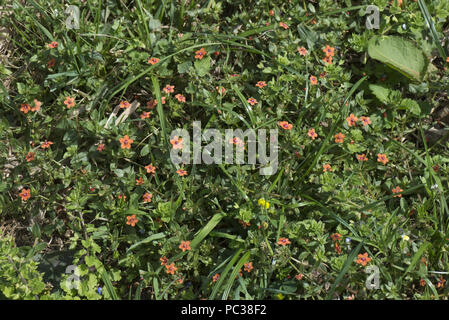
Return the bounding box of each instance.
[256,81,267,88]
[322,56,333,64]
[64,96,75,109]
[295,274,303,280]
[247,97,258,106]
[278,121,293,130]
[323,164,332,172]
[175,94,186,102]
[163,84,175,94]
[356,154,368,161]
[32,99,41,112]
[140,111,151,119]
[126,214,138,227]
[160,256,168,266]
[346,113,358,127]
[308,128,318,140]
[323,45,335,57]
[136,177,144,185]
[297,47,307,56]
[25,152,35,162]
[170,136,183,150]
[19,188,31,201]
[195,48,207,59]
[47,58,56,68]
[243,262,253,272]
[356,252,371,266]
[119,135,133,149]
[165,263,177,275]
[177,169,188,176]
[334,132,345,143]
[97,143,105,152]
[330,233,342,241]
[277,238,291,246]
[179,240,191,252]
[212,274,220,282]
[148,57,160,65]
[279,22,289,29]
[142,192,153,203]
[41,140,54,149]
[20,103,31,114]
[48,41,58,49]
[120,100,131,109]
[310,75,318,85]
[392,186,403,198]
[145,164,156,174]
[377,153,389,165]
[360,116,371,126]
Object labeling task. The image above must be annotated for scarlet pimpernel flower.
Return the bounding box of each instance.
[64,97,75,109]
[120,135,133,149]
[356,252,371,266]
[356,154,368,161]
[392,186,403,197]
[163,85,174,94]
[179,240,191,252]
[256,81,267,88]
[148,57,160,65]
[177,169,188,176]
[145,164,156,174]
[277,238,291,246]
[175,94,186,102]
[165,263,177,275]
[19,188,31,201]
[308,128,318,140]
[334,133,345,143]
[126,214,138,227]
[170,136,183,149]
[323,45,335,57]
[310,75,318,85]
[41,140,53,149]
[346,114,358,127]
[25,152,35,162]
[142,193,153,203]
[377,153,389,165]
[297,47,307,56]
[243,262,253,272]
[195,48,207,59]
[278,121,293,130]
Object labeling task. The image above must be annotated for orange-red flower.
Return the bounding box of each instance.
[247,97,258,105]
[279,22,289,29]
[48,41,58,49]
[437,276,446,289]
[377,153,389,165]
[145,164,156,174]
[330,233,342,242]
[335,242,342,254]
[136,177,144,185]
[160,256,168,265]
[447,57,449,63]
[148,57,160,65]
[179,240,191,252]
[165,263,177,275]
[32,99,42,112]
[269,9,274,16]
[64,96,75,109]
[420,279,426,287]
[297,47,307,56]
[142,192,153,203]
[155,97,166,105]
[118,194,127,200]
[243,262,253,272]
[25,152,35,162]
[295,274,304,280]
[308,128,318,140]
[277,238,291,246]
[323,45,335,57]
[19,188,31,201]
[140,111,151,119]
[175,94,186,102]
[310,75,318,85]
[334,132,345,143]
[322,56,333,64]
[229,137,244,147]
[278,121,293,130]
[392,186,403,198]
[147,99,157,109]
[97,143,105,152]
[323,164,332,172]
[47,58,56,68]
[126,214,138,227]
[346,113,358,127]
[356,154,368,162]
[20,103,31,114]
[163,84,175,94]
[212,273,220,282]
[356,252,371,266]
[120,135,133,149]
[195,47,207,59]
[170,136,183,149]
[216,86,226,95]
[360,116,371,126]
[120,100,131,109]
[177,169,188,176]
[256,81,267,88]
[41,140,54,149]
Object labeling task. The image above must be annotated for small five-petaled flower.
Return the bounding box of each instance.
[277,238,291,246]
[179,240,191,252]
[356,252,371,266]
[126,214,138,227]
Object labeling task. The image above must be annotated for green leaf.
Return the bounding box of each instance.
[140,144,150,157]
[178,61,192,74]
[400,98,421,116]
[127,232,166,252]
[194,56,211,77]
[368,36,429,81]
[191,213,225,249]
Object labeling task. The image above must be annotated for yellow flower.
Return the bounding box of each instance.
[401,234,410,241]
[258,198,270,209]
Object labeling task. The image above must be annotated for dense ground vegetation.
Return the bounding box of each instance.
[1,0,449,299]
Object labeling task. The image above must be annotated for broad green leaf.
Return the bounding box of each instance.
[194,56,211,77]
[368,36,428,81]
